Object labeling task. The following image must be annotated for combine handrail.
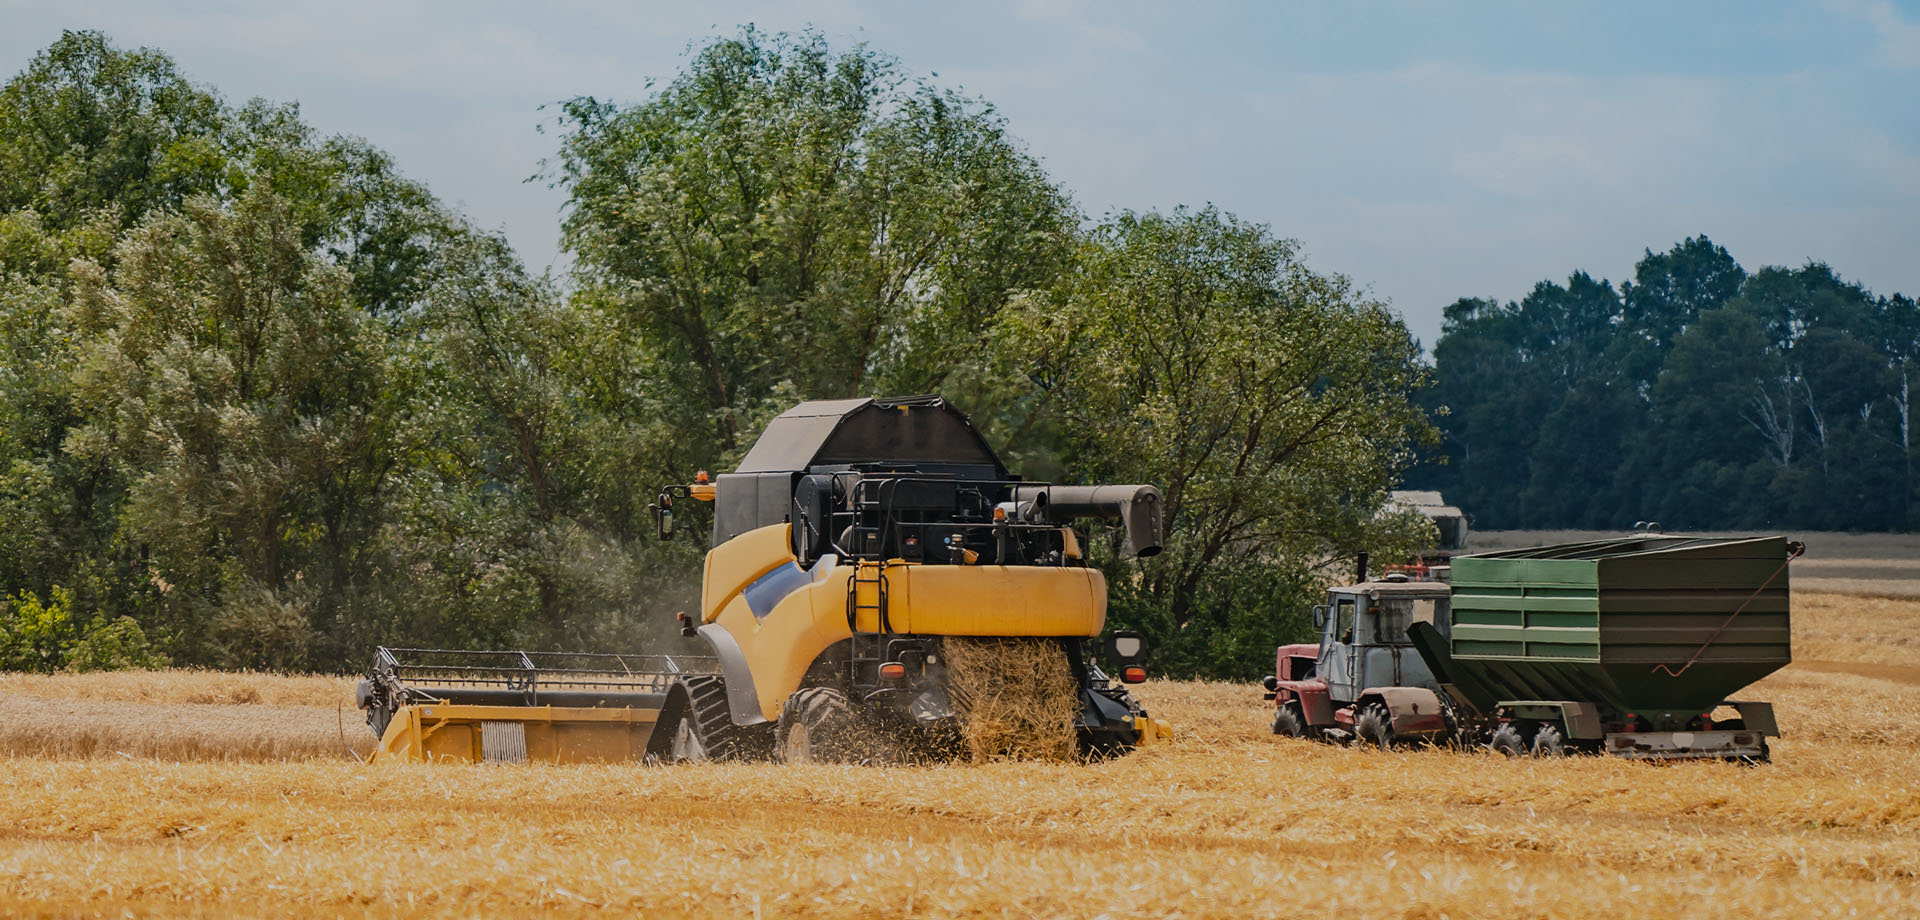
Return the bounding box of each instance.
[834,476,1069,564]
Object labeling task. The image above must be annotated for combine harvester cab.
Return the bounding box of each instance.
[1264,569,1456,746]
[1409,535,1798,761]
[661,395,1170,763]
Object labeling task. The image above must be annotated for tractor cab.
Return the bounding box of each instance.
[1313,579,1451,705]
[1264,574,1455,745]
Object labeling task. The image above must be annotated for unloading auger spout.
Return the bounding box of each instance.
[1011,484,1163,558]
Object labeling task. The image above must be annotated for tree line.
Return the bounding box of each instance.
[1411,237,1919,532]
[0,29,1431,678]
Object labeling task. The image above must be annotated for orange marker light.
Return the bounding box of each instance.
[879,662,908,681]
[1121,666,1147,684]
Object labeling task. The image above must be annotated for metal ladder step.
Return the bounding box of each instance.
[846,563,891,685]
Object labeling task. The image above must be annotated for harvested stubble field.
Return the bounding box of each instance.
[4,593,1919,917]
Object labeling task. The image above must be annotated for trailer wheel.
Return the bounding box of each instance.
[1489,723,1526,757]
[1355,702,1394,748]
[1272,704,1306,738]
[1530,724,1567,757]
[778,687,866,764]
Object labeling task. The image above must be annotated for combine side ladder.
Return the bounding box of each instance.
[846,561,892,689]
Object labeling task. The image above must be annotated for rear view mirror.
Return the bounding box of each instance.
[1104,630,1147,664]
[1312,605,1330,630]
[652,492,674,540]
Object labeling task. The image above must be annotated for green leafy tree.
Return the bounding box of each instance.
[552,27,1074,467]
[1000,207,1435,678]
[1416,297,1552,527]
[62,185,393,665]
[0,586,79,671]
[0,33,474,667]
[1417,238,1920,533]
[1614,236,1746,384]
[0,30,229,234]
[1864,294,1920,524]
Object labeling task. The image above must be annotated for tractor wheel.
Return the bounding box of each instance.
[1531,724,1567,757]
[1489,723,1526,757]
[1272,704,1306,738]
[1440,703,1464,750]
[1355,702,1394,749]
[778,687,868,764]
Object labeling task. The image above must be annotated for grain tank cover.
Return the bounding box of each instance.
[1443,535,1793,713]
[734,395,1006,477]
[714,395,1012,546]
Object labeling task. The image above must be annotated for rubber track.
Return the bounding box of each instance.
[682,674,748,761]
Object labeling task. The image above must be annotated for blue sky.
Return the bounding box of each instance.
[4,0,1917,349]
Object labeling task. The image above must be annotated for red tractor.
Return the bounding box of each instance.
[1262,570,1454,746]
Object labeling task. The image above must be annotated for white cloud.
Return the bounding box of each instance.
[1015,0,1146,50]
[1823,0,1920,68]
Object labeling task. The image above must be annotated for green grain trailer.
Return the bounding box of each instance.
[1408,535,1797,761]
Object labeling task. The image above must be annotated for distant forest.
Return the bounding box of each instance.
[1409,238,1919,532]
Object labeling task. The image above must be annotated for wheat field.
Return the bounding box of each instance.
[2,590,1918,918]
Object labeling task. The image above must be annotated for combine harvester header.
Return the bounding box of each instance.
[357,648,716,763]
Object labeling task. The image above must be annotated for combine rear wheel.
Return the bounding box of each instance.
[1355,703,1394,748]
[1489,723,1526,757]
[778,687,869,764]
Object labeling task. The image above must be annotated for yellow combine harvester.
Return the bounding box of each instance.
[358,394,1169,763]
